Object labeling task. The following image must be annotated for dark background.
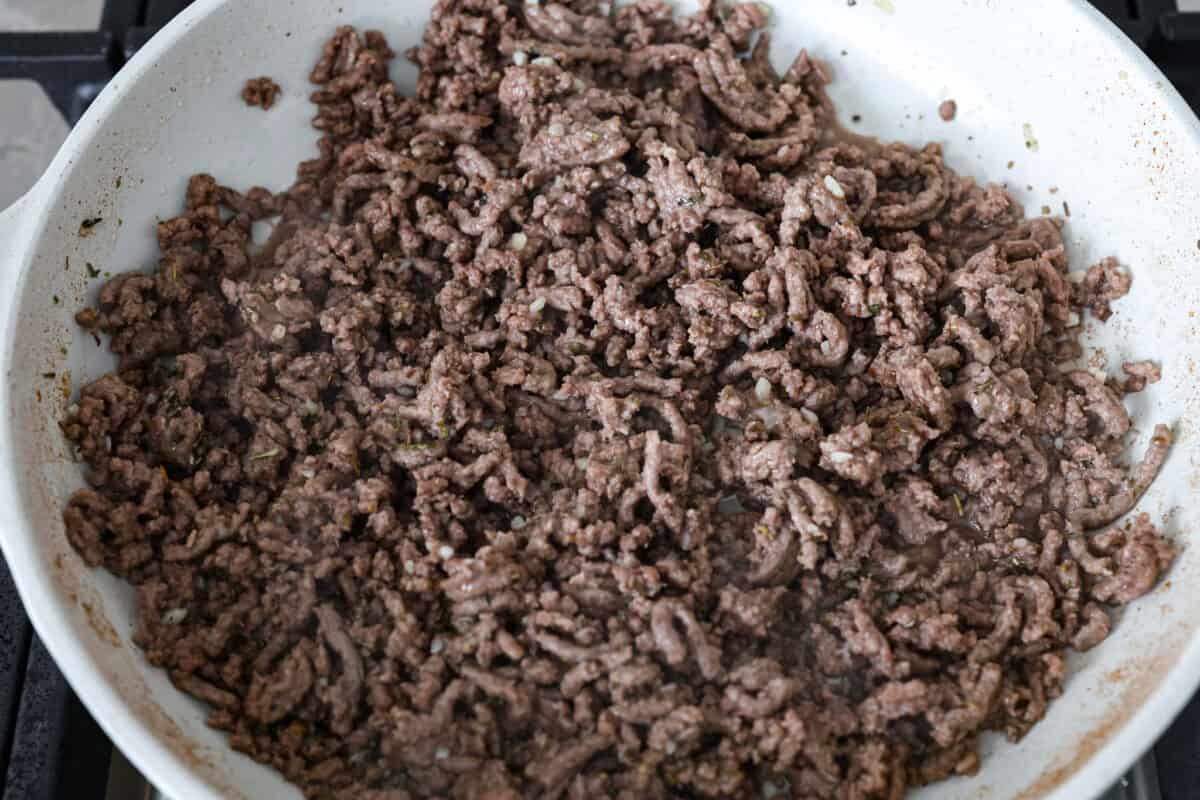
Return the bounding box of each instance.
[0,1,1198,797]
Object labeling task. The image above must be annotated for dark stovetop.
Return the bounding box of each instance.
[1,1,1199,798]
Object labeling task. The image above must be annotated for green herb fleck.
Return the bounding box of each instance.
[85,262,101,279]
[252,448,281,461]
[953,494,965,517]
[868,304,881,315]
[79,217,103,235]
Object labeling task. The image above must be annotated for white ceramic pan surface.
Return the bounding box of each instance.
[1,1,1198,798]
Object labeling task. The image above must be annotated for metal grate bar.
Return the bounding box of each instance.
[3,637,112,799]
[0,32,115,122]
[0,561,33,791]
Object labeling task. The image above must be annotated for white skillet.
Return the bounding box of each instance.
[1,1,1198,797]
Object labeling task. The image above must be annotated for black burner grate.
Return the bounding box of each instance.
[0,1,1198,798]
[0,0,192,125]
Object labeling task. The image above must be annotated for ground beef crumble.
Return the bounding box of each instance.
[242,76,282,110]
[63,2,1175,798]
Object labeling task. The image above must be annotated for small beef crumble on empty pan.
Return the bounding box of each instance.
[242,76,283,110]
[62,2,1175,798]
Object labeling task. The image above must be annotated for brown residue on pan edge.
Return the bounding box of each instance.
[80,600,121,647]
[119,681,253,800]
[1016,633,1189,799]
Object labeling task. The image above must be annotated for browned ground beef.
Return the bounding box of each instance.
[242,76,282,110]
[62,2,1175,798]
